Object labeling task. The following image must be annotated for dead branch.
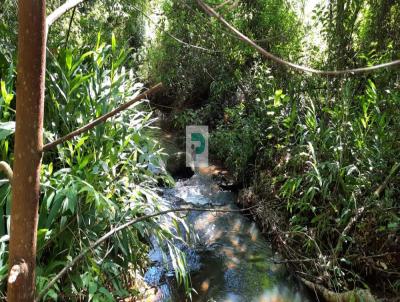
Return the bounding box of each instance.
[43,83,163,151]
[0,161,13,184]
[196,0,400,76]
[335,206,366,254]
[374,162,400,197]
[301,278,376,302]
[35,205,257,301]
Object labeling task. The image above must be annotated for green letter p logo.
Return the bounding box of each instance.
[191,133,206,154]
[186,126,208,168]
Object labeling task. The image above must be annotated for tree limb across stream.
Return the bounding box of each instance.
[35,205,258,301]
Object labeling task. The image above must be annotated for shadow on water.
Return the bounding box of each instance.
[145,173,315,302]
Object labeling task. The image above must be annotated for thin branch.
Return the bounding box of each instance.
[47,0,217,53]
[0,161,13,184]
[300,277,375,301]
[35,205,257,301]
[46,0,84,28]
[64,7,76,49]
[214,0,239,11]
[332,161,400,254]
[43,83,164,151]
[130,5,219,53]
[196,0,400,76]
[334,206,365,254]
[374,162,400,197]
[269,257,315,264]
[214,0,234,10]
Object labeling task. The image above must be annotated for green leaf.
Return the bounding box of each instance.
[46,289,58,301]
[274,89,283,107]
[0,121,15,140]
[46,192,55,210]
[46,194,65,227]
[37,228,50,250]
[71,51,94,73]
[0,264,8,282]
[66,187,77,214]
[79,156,90,169]
[69,73,93,95]
[111,33,116,53]
[1,81,13,104]
[75,136,89,150]
[88,281,98,301]
[66,49,73,71]
[96,32,102,50]
[98,287,114,301]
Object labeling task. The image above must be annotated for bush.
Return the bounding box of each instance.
[0,35,187,301]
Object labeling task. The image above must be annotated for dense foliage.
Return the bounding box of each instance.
[0,1,189,301]
[1,0,399,300]
[148,0,400,299]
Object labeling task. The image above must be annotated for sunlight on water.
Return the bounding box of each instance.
[145,172,314,302]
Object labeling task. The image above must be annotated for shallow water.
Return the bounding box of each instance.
[145,173,313,302]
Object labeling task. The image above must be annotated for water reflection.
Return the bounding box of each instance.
[145,174,313,302]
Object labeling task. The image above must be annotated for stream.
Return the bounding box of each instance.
[144,168,314,302]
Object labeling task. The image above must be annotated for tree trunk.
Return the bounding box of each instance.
[7,0,46,301]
